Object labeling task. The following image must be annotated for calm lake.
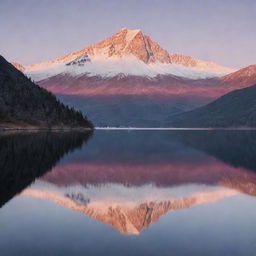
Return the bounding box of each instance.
[0,130,256,256]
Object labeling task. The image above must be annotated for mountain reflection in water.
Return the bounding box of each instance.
[1,130,255,235]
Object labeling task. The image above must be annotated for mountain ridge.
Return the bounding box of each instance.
[36,64,256,127]
[220,64,256,88]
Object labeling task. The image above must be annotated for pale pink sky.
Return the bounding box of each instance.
[0,0,255,68]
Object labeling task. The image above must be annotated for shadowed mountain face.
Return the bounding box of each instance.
[0,131,92,207]
[58,94,211,127]
[39,71,256,127]
[39,74,219,127]
[3,130,254,235]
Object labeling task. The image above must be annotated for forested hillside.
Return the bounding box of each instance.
[0,55,93,128]
[169,84,256,127]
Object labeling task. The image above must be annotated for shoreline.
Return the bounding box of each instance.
[1,126,256,132]
[95,127,256,131]
[0,126,93,132]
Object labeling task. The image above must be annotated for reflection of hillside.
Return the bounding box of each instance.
[173,130,256,172]
[42,130,256,197]
[21,188,237,235]
[0,131,91,207]
[60,130,256,172]
[43,160,256,197]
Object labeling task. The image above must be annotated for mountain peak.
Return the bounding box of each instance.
[54,27,170,65]
[79,27,169,64]
[25,28,235,79]
[120,27,141,33]
[53,28,234,72]
[119,27,142,44]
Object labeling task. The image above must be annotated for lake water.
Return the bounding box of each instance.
[0,130,256,255]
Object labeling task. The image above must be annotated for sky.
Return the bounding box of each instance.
[0,0,255,68]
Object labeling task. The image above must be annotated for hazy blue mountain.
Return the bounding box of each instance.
[58,94,210,127]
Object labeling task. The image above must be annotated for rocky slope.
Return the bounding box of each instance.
[57,28,171,64]
[220,64,256,89]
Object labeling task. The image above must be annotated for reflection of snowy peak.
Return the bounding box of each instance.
[21,184,237,235]
[23,28,235,81]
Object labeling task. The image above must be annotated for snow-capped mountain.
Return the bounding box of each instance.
[14,28,256,127]
[23,28,235,81]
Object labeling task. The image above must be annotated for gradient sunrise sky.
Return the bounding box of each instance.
[0,0,255,68]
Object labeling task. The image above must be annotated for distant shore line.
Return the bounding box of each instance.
[1,126,256,132]
[95,127,256,131]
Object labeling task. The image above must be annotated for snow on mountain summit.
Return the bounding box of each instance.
[53,27,171,64]
[24,28,235,81]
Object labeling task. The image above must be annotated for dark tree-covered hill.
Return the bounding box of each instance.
[169,84,256,127]
[0,55,93,128]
